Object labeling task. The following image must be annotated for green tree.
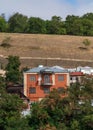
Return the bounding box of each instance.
[28,89,71,129]
[68,76,93,129]
[81,18,93,36]
[28,76,93,129]
[0,15,7,32]
[27,17,46,34]
[82,13,93,21]
[65,15,80,35]
[28,102,50,129]
[0,90,31,130]
[0,87,23,130]
[70,18,83,36]
[46,16,66,34]
[8,13,28,33]
[5,56,21,84]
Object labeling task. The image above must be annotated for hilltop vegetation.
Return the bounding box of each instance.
[1,12,93,36]
[0,12,93,67]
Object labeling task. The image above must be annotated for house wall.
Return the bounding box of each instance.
[70,76,82,84]
[24,72,69,102]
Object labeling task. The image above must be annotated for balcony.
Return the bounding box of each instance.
[41,81,53,86]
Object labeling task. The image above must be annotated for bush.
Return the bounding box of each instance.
[0,36,11,48]
[82,39,91,48]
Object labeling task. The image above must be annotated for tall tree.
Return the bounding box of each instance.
[5,56,21,84]
[65,15,80,35]
[0,15,7,32]
[0,85,25,130]
[81,18,93,36]
[46,16,66,34]
[27,17,46,34]
[8,13,28,33]
[82,13,93,21]
[0,75,31,130]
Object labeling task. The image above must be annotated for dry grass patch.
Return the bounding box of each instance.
[0,33,93,67]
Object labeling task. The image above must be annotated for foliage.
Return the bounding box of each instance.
[27,17,46,34]
[0,36,11,48]
[5,55,21,84]
[1,12,93,35]
[0,75,32,130]
[0,15,7,32]
[65,15,80,35]
[5,118,32,130]
[82,39,91,49]
[28,76,93,129]
[8,12,28,33]
[0,86,23,130]
[46,16,66,34]
[0,76,6,88]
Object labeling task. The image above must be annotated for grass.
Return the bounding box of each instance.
[0,33,93,68]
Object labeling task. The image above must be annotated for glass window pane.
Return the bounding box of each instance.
[44,75,50,83]
[30,76,36,81]
[29,87,36,94]
[58,75,64,81]
[43,88,50,94]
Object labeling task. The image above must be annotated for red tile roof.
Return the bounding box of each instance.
[70,72,84,76]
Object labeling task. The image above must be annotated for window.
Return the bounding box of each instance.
[44,75,50,83]
[43,87,50,94]
[70,77,72,80]
[30,76,36,81]
[29,87,36,94]
[58,75,64,81]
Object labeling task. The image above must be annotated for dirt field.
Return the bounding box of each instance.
[0,33,93,68]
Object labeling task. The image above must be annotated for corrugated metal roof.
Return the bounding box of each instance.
[26,66,46,73]
[25,66,68,73]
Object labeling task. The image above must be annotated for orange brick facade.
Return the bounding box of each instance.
[24,66,70,102]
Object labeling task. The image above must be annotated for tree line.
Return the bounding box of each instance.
[1,12,93,36]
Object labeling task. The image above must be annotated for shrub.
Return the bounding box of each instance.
[0,36,11,48]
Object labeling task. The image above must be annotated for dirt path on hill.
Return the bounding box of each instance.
[0,55,93,63]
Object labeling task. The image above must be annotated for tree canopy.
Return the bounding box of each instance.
[5,56,21,84]
[28,76,93,130]
[1,12,93,36]
[8,13,28,33]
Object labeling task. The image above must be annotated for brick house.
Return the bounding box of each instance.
[24,65,70,102]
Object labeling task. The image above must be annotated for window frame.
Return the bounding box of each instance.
[58,75,64,81]
[30,75,36,81]
[44,75,50,83]
[43,87,50,94]
[29,87,36,94]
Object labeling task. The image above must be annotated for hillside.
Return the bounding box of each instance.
[0,33,93,68]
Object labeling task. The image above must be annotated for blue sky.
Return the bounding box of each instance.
[0,0,93,20]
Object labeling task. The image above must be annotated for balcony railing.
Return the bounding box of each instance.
[41,81,53,86]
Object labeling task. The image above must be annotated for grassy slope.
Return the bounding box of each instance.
[0,33,93,68]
